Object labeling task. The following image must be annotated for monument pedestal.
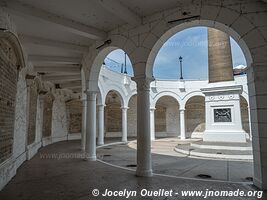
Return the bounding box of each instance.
[201,83,246,143]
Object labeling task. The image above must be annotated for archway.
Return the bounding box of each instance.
[146,21,252,79]
[185,96,205,139]
[84,46,135,158]
[104,90,123,142]
[154,96,180,139]
[85,5,266,188]
[145,21,254,184]
[127,94,137,138]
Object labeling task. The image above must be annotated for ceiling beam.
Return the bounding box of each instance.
[94,0,141,25]
[34,65,81,73]
[6,0,107,40]
[42,74,81,82]
[29,55,81,64]
[20,35,89,53]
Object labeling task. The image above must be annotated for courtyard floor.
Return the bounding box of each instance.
[98,138,253,182]
[0,139,264,200]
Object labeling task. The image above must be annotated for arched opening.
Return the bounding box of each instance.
[103,49,134,76]
[185,96,205,139]
[85,47,135,148]
[144,21,254,183]
[146,20,252,78]
[104,90,123,142]
[127,94,137,138]
[88,47,134,92]
[154,96,180,139]
[153,26,247,80]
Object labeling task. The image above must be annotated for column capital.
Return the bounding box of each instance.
[150,107,156,111]
[97,104,105,111]
[121,106,129,110]
[132,76,154,91]
[84,90,97,101]
[179,108,185,112]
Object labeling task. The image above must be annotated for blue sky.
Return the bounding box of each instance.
[105,27,246,80]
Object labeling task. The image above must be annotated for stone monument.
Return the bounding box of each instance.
[201,28,246,143]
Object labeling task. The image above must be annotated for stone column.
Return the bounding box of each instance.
[84,91,97,161]
[97,104,105,145]
[247,105,252,141]
[208,27,234,83]
[36,95,44,144]
[150,107,156,140]
[134,76,153,177]
[81,98,87,151]
[179,108,186,140]
[247,65,267,190]
[121,107,128,143]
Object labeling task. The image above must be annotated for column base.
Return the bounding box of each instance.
[97,142,104,146]
[136,169,153,177]
[179,136,186,140]
[122,139,128,143]
[83,155,97,161]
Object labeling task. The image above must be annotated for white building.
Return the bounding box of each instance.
[96,65,250,144]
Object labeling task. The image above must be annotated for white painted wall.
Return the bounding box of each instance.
[51,95,68,143]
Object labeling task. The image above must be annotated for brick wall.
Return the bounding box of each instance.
[240,96,249,133]
[27,79,38,145]
[185,97,205,134]
[42,93,53,137]
[66,99,82,134]
[105,91,122,134]
[105,103,122,132]
[127,95,137,136]
[155,106,166,132]
[0,39,18,163]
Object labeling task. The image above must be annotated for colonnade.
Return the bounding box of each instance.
[81,77,190,176]
[81,93,130,149]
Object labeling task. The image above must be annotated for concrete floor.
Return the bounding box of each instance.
[120,138,253,182]
[0,140,264,200]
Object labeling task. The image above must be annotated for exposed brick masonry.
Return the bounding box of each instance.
[0,39,18,163]
[27,79,38,145]
[66,100,82,134]
[42,93,53,137]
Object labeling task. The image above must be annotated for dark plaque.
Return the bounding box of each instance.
[214,108,232,122]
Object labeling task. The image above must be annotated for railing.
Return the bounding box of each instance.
[104,57,124,73]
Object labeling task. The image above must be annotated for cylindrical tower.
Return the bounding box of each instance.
[208,28,234,83]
